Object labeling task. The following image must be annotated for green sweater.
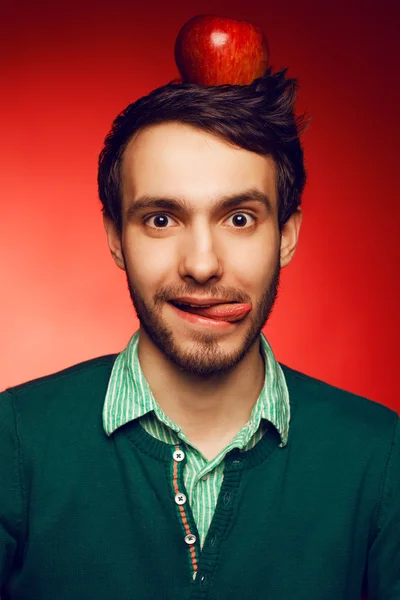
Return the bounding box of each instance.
[0,354,399,600]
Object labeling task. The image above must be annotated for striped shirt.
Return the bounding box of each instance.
[103,330,290,547]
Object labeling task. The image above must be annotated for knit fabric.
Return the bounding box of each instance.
[0,355,399,599]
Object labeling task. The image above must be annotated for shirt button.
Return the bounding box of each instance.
[184,534,197,545]
[201,474,209,481]
[175,493,187,505]
[172,449,185,462]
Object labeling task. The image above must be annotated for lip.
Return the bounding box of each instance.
[169,297,236,307]
[169,302,235,329]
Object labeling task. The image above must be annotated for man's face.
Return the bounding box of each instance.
[106,122,301,376]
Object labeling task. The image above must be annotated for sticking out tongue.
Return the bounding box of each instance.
[175,303,252,322]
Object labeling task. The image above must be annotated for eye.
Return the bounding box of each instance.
[224,212,256,228]
[143,211,256,229]
[144,213,177,229]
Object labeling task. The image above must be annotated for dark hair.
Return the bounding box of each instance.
[98,67,309,234]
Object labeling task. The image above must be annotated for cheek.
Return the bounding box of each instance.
[230,255,276,293]
[227,236,279,290]
[123,236,176,290]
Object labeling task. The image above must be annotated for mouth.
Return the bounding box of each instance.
[168,300,252,323]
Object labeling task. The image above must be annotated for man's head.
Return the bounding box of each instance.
[98,69,307,376]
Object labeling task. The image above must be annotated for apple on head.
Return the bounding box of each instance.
[174,15,269,87]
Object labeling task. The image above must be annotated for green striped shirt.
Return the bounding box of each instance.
[103,331,290,547]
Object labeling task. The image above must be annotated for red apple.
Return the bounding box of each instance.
[174,15,269,87]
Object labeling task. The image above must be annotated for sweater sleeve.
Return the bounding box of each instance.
[366,415,400,600]
[0,390,25,590]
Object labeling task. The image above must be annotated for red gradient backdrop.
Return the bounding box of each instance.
[1,0,399,412]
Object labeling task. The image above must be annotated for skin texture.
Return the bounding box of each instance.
[104,121,302,458]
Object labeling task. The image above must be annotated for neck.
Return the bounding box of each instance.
[137,328,265,459]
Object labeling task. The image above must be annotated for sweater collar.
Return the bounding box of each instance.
[103,330,290,447]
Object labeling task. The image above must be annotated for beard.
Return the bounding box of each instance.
[124,257,281,378]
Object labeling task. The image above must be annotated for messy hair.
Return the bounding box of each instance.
[98,67,309,234]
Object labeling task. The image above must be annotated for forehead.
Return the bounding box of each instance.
[121,121,277,209]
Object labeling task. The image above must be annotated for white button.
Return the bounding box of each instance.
[173,449,185,462]
[184,534,196,545]
[175,493,187,505]
[201,474,209,481]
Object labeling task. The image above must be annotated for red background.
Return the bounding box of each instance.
[1,0,399,413]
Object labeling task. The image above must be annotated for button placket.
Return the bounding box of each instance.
[189,456,244,591]
[170,445,199,580]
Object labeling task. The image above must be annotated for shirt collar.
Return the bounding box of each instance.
[103,330,290,447]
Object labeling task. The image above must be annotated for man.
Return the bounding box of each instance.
[1,67,399,600]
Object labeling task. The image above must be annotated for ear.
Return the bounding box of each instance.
[103,214,126,271]
[280,208,303,268]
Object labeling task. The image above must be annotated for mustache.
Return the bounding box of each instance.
[154,284,251,305]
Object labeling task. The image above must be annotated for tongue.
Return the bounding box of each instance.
[181,303,252,322]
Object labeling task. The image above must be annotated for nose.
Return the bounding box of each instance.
[178,222,223,284]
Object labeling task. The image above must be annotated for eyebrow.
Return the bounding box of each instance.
[125,188,274,220]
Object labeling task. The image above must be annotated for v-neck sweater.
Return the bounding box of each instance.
[0,354,399,599]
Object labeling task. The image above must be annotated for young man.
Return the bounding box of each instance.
[1,69,399,599]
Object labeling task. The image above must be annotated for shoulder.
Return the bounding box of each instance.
[0,354,118,418]
[279,362,398,438]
